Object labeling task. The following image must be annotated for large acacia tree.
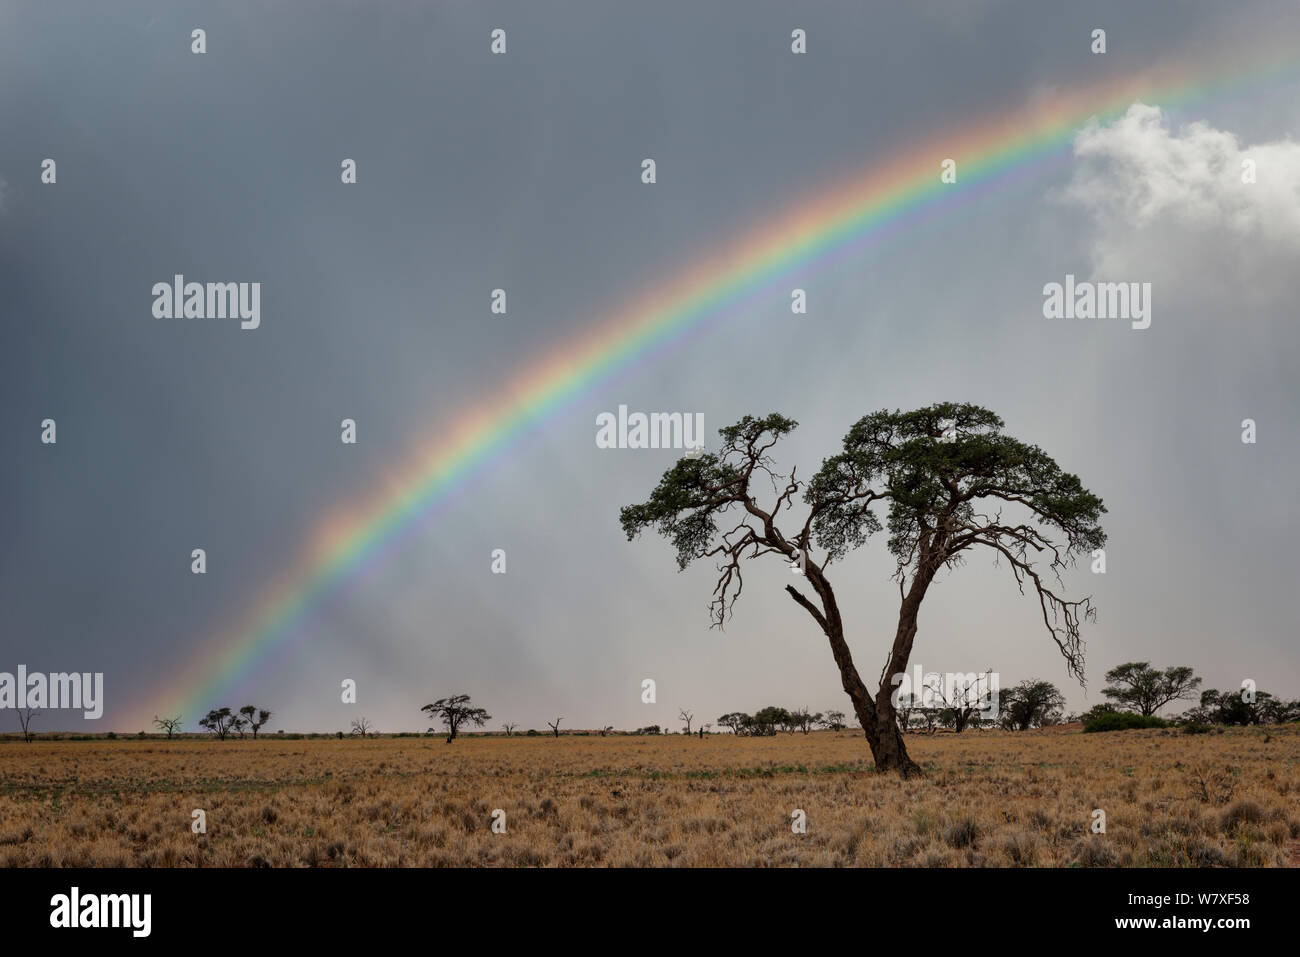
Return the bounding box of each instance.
[620,403,1105,776]
[1101,662,1201,717]
[423,694,491,744]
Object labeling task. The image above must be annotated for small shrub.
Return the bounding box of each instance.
[943,817,979,849]
[1070,837,1117,866]
[1079,703,1119,725]
[1002,830,1038,865]
[912,810,937,835]
[1220,800,1265,834]
[1187,765,1236,805]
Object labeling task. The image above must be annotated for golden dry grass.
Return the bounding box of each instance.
[1,726,1297,867]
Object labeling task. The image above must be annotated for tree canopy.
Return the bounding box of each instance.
[1102,662,1201,717]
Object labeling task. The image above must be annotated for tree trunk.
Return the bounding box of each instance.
[871,564,939,775]
[788,567,923,776]
[867,712,922,776]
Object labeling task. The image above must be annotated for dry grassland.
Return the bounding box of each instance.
[1,726,1297,867]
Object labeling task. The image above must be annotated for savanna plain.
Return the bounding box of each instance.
[1,727,1297,867]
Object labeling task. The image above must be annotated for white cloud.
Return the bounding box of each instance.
[1061,103,1300,308]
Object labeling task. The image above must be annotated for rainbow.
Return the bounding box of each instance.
[139,50,1299,729]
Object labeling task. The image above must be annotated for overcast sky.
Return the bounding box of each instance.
[2,0,1298,733]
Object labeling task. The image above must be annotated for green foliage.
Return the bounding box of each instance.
[619,413,797,571]
[1000,680,1065,730]
[1083,711,1169,733]
[1102,662,1201,717]
[807,403,1105,564]
[1079,703,1119,725]
[620,403,1106,682]
[1194,688,1291,726]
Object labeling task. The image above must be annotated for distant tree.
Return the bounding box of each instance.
[599,725,614,737]
[895,693,918,733]
[198,707,242,740]
[925,671,994,733]
[718,712,748,735]
[349,716,375,738]
[547,717,563,738]
[1079,702,1119,725]
[1000,681,1065,730]
[153,714,183,739]
[1102,662,1201,717]
[915,701,942,734]
[422,694,491,744]
[791,708,820,734]
[501,723,517,736]
[1198,688,1287,726]
[1191,689,1229,725]
[678,709,694,735]
[995,691,1017,730]
[745,706,788,736]
[635,725,662,735]
[1260,697,1299,724]
[620,404,1106,775]
[936,707,959,731]
[16,707,39,744]
[820,709,847,731]
[239,706,273,739]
